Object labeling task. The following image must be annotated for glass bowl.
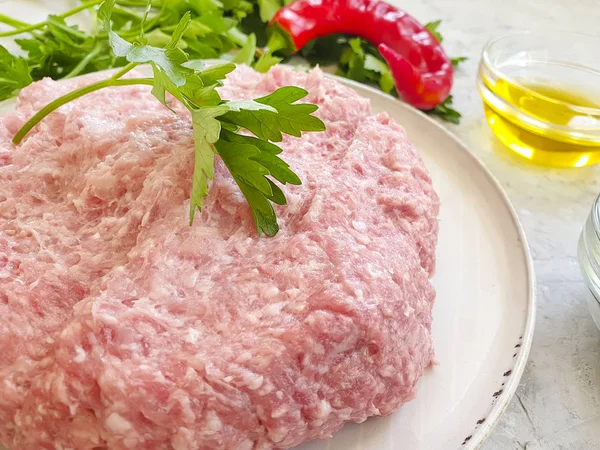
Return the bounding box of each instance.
[579,194,600,332]
[477,30,600,168]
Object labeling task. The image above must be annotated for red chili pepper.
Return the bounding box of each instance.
[270,0,453,110]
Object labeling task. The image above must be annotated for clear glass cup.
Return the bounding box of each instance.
[578,194,600,331]
[477,30,600,168]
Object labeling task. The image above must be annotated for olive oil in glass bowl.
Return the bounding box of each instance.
[477,31,600,168]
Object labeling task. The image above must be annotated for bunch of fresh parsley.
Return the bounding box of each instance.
[0,0,252,99]
[0,0,466,123]
[10,0,325,237]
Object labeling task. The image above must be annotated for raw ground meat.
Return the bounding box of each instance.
[0,65,439,450]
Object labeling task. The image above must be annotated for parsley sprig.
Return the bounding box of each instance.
[11,0,325,237]
[0,0,253,100]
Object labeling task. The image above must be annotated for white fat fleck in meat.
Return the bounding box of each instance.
[106,413,133,434]
[205,411,223,432]
[246,375,264,391]
[72,346,86,363]
[262,286,280,299]
[305,194,324,221]
[257,381,275,396]
[351,229,371,246]
[0,65,438,450]
[237,439,255,450]
[184,328,202,345]
[284,288,301,299]
[379,365,396,378]
[351,220,367,232]
[235,351,253,364]
[271,405,289,418]
[262,301,283,316]
[123,437,139,449]
[181,269,198,289]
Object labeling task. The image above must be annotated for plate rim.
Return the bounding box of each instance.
[329,74,537,450]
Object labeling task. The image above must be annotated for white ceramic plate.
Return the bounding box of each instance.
[1,2,535,448]
[0,73,535,450]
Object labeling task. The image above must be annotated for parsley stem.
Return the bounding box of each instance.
[0,0,104,37]
[12,77,153,145]
[0,14,28,29]
[114,0,159,6]
[45,17,89,40]
[110,62,139,80]
[57,0,106,20]
[64,42,105,79]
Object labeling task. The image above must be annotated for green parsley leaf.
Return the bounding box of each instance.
[378,70,396,95]
[264,179,287,205]
[0,46,33,101]
[101,0,196,111]
[226,99,277,113]
[197,0,225,14]
[101,2,196,110]
[220,129,301,185]
[117,12,193,87]
[222,0,254,19]
[451,56,468,68]
[256,0,281,22]
[264,28,291,53]
[179,71,221,107]
[189,105,229,223]
[233,32,257,65]
[252,29,288,73]
[196,62,236,85]
[15,15,107,81]
[168,11,193,48]
[137,1,153,43]
[195,12,236,35]
[425,20,443,43]
[254,51,282,73]
[343,38,366,81]
[215,139,281,236]
[218,140,273,195]
[364,54,396,94]
[235,177,281,236]
[220,86,326,141]
[179,61,235,107]
[213,87,324,235]
[363,54,387,74]
[99,0,134,57]
[127,45,191,86]
[426,95,461,124]
[145,29,177,48]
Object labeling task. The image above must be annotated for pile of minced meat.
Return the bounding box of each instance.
[0,65,439,450]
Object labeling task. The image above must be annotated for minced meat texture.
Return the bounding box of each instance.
[0,66,439,450]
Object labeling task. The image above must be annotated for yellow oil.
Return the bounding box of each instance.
[481,76,600,168]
